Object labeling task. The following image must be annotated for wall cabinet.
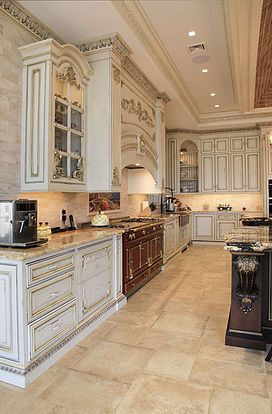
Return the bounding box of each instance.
[19,38,92,192]
[0,265,19,362]
[231,153,260,192]
[201,154,229,192]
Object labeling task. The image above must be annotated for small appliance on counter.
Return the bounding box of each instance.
[163,187,176,213]
[0,200,47,247]
[217,203,232,211]
[91,211,110,227]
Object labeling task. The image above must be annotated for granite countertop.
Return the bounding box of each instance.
[224,226,272,252]
[0,227,124,262]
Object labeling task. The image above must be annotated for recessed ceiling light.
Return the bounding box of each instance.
[202,68,208,73]
[188,31,196,37]
[135,163,141,166]
[214,104,220,108]
[210,92,216,97]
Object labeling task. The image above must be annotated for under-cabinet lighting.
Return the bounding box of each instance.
[188,31,196,37]
[135,163,141,166]
[202,68,208,73]
[214,104,220,108]
[210,92,216,96]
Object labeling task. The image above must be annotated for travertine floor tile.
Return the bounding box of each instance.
[40,369,129,414]
[72,340,153,383]
[199,331,266,368]
[79,320,117,348]
[209,389,271,414]
[116,374,212,414]
[103,323,147,346]
[143,349,196,380]
[190,357,268,397]
[151,311,208,337]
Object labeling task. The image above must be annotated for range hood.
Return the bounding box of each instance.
[126,168,160,194]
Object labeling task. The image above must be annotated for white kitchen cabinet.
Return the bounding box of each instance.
[215,154,229,192]
[179,226,187,250]
[19,38,92,192]
[193,213,215,240]
[215,213,239,241]
[230,137,244,152]
[201,155,215,192]
[246,153,260,191]
[201,138,228,153]
[79,241,114,320]
[201,154,229,192]
[85,48,122,191]
[231,153,245,192]
[0,265,19,362]
[231,153,260,192]
[164,218,177,262]
[245,136,259,151]
[231,136,259,152]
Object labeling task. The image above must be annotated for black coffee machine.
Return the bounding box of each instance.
[161,187,175,213]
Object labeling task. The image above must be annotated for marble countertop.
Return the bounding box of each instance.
[0,227,124,262]
[225,226,272,252]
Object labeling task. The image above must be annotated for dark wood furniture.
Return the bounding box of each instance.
[122,223,163,297]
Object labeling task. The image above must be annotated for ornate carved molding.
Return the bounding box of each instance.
[58,66,80,90]
[53,150,65,180]
[77,32,132,59]
[235,255,259,314]
[112,64,121,84]
[121,98,155,128]
[122,57,170,104]
[167,126,259,135]
[111,167,121,187]
[136,132,145,155]
[0,0,63,43]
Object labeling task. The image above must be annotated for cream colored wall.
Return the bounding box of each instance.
[177,193,263,212]
[0,12,37,197]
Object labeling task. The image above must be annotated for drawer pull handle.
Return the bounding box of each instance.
[47,264,58,271]
[49,291,61,298]
[50,320,63,331]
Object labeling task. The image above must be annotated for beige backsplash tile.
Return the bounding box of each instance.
[176,193,263,212]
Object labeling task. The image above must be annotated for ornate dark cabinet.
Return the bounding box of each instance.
[123,225,163,297]
[225,252,266,350]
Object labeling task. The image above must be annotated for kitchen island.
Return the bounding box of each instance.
[225,226,272,351]
[0,227,126,388]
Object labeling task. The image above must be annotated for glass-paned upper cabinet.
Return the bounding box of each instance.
[19,38,92,191]
[179,140,199,193]
[53,66,85,183]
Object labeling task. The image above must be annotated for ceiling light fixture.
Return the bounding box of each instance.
[135,163,141,166]
[210,92,216,96]
[202,68,208,73]
[188,31,196,37]
[214,104,220,108]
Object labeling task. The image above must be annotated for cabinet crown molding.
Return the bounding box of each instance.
[0,0,63,43]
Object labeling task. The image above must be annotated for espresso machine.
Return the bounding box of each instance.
[162,187,176,213]
[0,200,46,247]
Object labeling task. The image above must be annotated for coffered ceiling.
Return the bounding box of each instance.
[18,0,272,130]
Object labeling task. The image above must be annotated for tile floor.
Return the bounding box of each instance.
[1,245,272,413]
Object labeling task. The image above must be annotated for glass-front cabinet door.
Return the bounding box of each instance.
[53,66,85,183]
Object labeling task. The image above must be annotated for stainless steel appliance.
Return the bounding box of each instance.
[0,200,46,247]
[164,187,175,212]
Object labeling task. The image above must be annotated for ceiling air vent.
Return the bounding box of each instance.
[187,42,208,56]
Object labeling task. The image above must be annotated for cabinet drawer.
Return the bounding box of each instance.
[27,253,74,285]
[80,241,112,282]
[28,272,75,322]
[81,269,112,317]
[216,213,239,221]
[28,302,76,359]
